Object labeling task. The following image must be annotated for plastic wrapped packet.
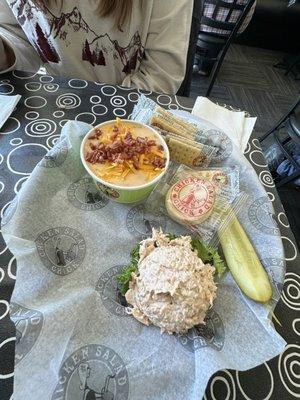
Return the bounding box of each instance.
[145,165,247,246]
[195,166,240,202]
[154,127,216,168]
[131,95,217,168]
[150,106,198,140]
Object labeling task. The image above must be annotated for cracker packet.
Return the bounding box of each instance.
[145,165,247,246]
[154,128,216,167]
[131,95,216,168]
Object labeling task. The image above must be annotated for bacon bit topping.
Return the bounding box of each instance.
[86,131,166,168]
[85,120,166,183]
[88,128,102,140]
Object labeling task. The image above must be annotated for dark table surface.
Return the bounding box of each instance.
[0,71,299,400]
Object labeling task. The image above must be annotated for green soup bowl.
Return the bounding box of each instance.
[80,120,170,204]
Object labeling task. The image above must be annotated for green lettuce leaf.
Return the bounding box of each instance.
[117,243,140,295]
[191,238,226,278]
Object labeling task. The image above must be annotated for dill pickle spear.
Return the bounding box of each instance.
[219,213,273,303]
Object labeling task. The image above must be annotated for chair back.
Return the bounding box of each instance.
[200,0,253,36]
[177,0,202,97]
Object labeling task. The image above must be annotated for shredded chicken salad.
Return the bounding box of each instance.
[124,229,218,334]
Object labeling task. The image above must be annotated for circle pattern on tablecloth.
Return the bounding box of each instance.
[56,93,81,109]
[68,79,88,89]
[281,273,300,310]
[39,75,54,83]
[53,110,65,118]
[7,144,48,175]
[249,150,268,167]
[1,197,18,226]
[259,171,275,188]
[25,111,40,120]
[14,177,28,194]
[92,104,108,115]
[110,95,127,107]
[157,94,172,106]
[101,85,117,96]
[25,119,57,137]
[7,257,17,280]
[292,319,300,336]
[128,92,140,103]
[75,112,96,125]
[208,370,236,400]
[13,70,37,79]
[0,337,15,378]
[90,95,101,104]
[0,83,14,94]
[10,138,23,146]
[0,117,20,134]
[43,83,59,93]
[236,363,274,400]
[24,96,47,109]
[278,344,300,398]
[59,119,70,128]
[113,108,126,117]
[25,82,42,92]
[46,135,60,149]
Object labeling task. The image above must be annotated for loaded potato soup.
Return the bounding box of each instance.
[84,119,167,187]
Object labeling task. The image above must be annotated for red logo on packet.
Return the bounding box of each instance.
[170,177,215,218]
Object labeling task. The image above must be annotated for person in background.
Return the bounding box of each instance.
[194,0,256,75]
[0,0,193,94]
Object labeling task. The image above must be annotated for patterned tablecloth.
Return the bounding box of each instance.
[0,71,299,400]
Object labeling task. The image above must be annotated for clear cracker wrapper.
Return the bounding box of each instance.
[131,95,217,168]
[146,165,247,246]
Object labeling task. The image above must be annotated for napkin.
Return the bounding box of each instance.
[0,94,21,130]
[192,96,257,152]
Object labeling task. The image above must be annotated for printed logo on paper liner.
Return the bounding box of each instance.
[10,302,44,365]
[51,344,129,400]
[1,196,18,227]
[68,177,109,210]
[126,204,166,239]
[176,309,224,353]
[96,265,129,317]
[39,139,68,168]
[35,227,86,275]
[248,196,279,236]
[262,257,285,300]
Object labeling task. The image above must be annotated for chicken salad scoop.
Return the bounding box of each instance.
[124,229,218,334]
